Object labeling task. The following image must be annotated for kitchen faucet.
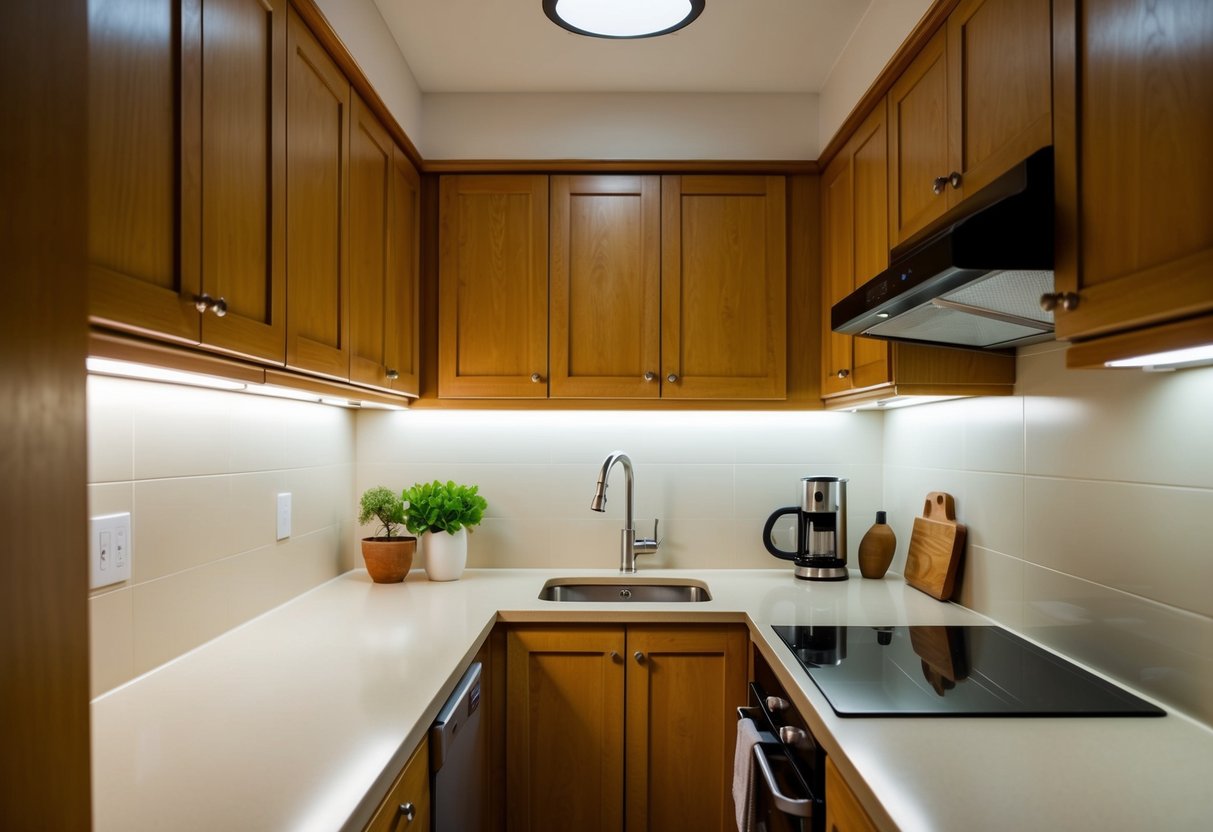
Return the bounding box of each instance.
[590,451,660,573]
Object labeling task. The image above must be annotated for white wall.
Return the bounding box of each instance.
[420,93,818,160]
[817,0,934,150]
[355,410,883,569]
[312,0,424,143]
[882,343,1213,725]
[87,377,355,697]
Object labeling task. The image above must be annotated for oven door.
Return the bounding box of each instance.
[738,682,824,832]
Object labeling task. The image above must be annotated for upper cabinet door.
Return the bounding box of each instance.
[88,0,200,342]
[661,176,787,400]
[550,175,661,399]
[198,0,287,363]
[947,0,1052,199]
[384,146,421,396]
[888,29,950,247]
[821,152,856,397]
[285,7,349,380]
[1052,0,1213,344]
[438,175,550,398]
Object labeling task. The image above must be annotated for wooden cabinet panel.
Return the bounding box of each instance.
[506,627,625,832]
[439,175,550,397]
[822,105,892,396]
[349,94,419,393]
[364,735,430,832]
[1053,0,1213,347]
[624,626,748,832]
[825,757,879,832]
[550,175,662,398]
[384,147,421,395]
[888,29,950,247]
[661,176,786,400]
[285,6,349,379]
[948,0,1053,198]
[88,0,200,342]
[199,0,286,363]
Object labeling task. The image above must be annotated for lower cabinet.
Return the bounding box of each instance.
[825,756,878,832]
[505,624,748,832]
[365,734,430,832]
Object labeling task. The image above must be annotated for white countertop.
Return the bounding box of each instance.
[91,568,1213,831]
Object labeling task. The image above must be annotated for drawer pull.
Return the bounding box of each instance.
[397,802,415,824]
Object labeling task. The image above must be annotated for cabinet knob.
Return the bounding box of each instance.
[643,371,656,382]
[1039,292,1080,312]
[932,176,949,195]
[194,294,214,314]
[633,651,645,663]
[386,369,399,381]
[397,802,415,824]
[211,296,227,317]
[530,372,543,383]
[666,373,678,384]
[609,650,620,661]
[948,171,963,190]
[836,368,850,379]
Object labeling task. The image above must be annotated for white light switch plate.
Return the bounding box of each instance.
[90,512,131,589]
[276,493,291,541]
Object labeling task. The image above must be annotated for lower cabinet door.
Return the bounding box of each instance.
[624,625,749,832]
[825,756,879,832]
[365,734,430,832]
[505,626,626,832]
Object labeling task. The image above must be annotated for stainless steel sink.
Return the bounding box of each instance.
[538,577,712,603]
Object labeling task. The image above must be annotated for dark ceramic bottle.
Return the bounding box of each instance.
[858,511,896,579]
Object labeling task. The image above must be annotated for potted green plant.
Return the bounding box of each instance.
[357,486,416,583]
[402,480,488,581]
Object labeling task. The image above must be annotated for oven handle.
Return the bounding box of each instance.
[752,743,815,819]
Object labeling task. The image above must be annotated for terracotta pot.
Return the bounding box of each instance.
[422,527,468,582]
[361,536,417,583]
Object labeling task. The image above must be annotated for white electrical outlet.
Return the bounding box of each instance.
[277,493,291,541]
[90,512,131,589]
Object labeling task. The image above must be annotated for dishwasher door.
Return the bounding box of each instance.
[430,661,487,832]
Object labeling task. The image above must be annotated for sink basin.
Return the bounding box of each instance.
[538,577,712,603]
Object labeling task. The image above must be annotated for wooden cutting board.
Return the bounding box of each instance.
[904,492,966,601]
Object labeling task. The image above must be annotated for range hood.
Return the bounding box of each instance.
[832,148,1055,351]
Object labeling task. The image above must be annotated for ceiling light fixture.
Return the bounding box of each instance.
[543,0,705,39]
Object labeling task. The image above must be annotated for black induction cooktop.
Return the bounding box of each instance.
[772,625,1165,717]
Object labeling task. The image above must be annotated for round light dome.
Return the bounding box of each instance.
[543,0,706,39]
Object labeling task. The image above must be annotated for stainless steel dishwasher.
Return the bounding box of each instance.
[430,661,487,832]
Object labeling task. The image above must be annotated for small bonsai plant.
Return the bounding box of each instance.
[403,480,488,536]
[358,486,407,539]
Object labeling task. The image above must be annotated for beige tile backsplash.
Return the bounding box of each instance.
[87,344,1213,729]
[884,342,1213,725]
[87,376,355,698]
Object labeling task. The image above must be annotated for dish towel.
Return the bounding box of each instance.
[733,717,762,832]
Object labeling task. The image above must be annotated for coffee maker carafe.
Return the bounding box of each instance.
[763,477,848,580]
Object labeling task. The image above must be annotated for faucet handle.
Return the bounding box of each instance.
[634,519,662,555]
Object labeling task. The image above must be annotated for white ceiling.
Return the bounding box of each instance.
[371,0,874,94]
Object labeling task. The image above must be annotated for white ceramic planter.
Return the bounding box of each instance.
[423,528,467,582]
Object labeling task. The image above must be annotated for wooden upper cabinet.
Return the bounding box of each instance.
[888,28,950,246]
[948,0,1053,198]
[384,146,422,396]
[550,175,662,399]
[506,627,625,832]
[88,0,199,342]
[285,7,349,380]
[438,175,550,398]
[198,0,287,363]
[661,176,787,400]
[1052,0,1213,354]
[349,95,419,395]
[822,104,891,398]
[890,0,1052,247]
[624,626,748,832]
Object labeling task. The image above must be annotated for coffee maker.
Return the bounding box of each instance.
[763,477,848,580]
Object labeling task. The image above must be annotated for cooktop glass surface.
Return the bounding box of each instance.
[772,625,1165,717]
